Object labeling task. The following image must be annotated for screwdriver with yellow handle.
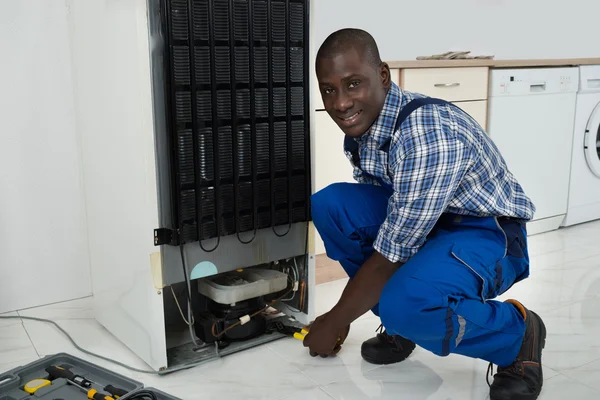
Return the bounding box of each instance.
[45,366,93,388]
[69,380,115,400]
[293,327,310,341]
[22,376,114,400]
[293,327,342,342]
[46,366,127,399]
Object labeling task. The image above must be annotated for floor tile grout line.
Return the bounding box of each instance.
[317,386,337,399]
[559,356,600,373]
[265,344,322,386]
[538,297,590,315]
[265,340,386,387]
[16,310,41,359]
[13,295,93,314]
[550,370,600,393]
[529,250,600,266]
[318,383,340,399]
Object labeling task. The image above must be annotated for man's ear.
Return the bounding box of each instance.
[380,62,391,89]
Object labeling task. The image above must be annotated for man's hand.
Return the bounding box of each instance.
[303,313,350,358]
[301,252,400,359]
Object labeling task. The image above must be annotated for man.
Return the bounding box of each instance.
[304,28,545,400]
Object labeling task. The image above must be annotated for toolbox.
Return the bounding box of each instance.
[0,353,181,400]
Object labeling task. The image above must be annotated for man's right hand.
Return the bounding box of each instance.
[304,318,351,358]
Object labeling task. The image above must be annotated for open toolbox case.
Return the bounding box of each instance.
[0,353,181,400]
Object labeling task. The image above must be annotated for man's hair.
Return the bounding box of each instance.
[316,28,382,70]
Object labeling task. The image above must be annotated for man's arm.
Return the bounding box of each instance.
[302,251,400,357]
[328,251,401,328]
[330,129,473,328]
[304,125,473,356]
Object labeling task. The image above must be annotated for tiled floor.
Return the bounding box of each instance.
[315,254,346,284]
[2,220,600,399]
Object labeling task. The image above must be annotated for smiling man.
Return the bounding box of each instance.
[304,28,545,400]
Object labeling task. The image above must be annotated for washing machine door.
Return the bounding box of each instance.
[585,102,600,178]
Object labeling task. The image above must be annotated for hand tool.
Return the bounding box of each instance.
[45,366,93,388]
[293,328,310,341]
[66,378,115,400]
[46,366,129,398]
[23,378,51,394]
[104,384,129,398]
[293,327,343,342]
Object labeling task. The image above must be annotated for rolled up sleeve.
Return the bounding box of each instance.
[373,131,473,263]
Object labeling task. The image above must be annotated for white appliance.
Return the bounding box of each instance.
[487,67,579,235]
[562,66,600,226]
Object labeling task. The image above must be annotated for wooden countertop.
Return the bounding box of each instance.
[386,58,600,69]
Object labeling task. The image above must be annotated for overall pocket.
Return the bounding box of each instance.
[495,217,530,293]
[450,242,499,302]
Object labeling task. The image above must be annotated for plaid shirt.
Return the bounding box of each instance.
[344,82,535,263]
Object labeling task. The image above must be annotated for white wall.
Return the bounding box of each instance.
[314,0,599,61]
[65,0,168,370]
[311,0,599,256]
[1,0,597,300]
[0,1,91,313]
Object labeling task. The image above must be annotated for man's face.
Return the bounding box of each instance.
[316,48,390,137]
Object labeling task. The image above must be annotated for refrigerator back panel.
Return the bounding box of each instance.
[162,0,311,245]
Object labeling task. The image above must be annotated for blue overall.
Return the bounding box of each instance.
[311,98,529,367]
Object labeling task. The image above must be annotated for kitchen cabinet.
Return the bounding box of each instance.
[455,100,488,130]
[400,67,489,129]
[400,67,488,102]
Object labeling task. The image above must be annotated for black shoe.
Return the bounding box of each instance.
[361,324,416,365]
[488,300,546,400]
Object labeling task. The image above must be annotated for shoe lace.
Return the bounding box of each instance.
[486,360,525,387]
[376,324,399,346]
[486,362,494,386]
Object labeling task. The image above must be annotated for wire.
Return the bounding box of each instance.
[179,246,200,347]
[0,224,313,377]
[118,389,158,400]
[210,281,296,339]
[0,315,159,375]
[170,286,194,326]
[236,230,256,244]
[198,235,220,252]
[210,305,267,339]
[272,221,292,237]
[280,271,297,302]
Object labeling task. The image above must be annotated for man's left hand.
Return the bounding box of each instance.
[303,313,350,357]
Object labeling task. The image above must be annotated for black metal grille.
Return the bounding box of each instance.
[163,0,311,244]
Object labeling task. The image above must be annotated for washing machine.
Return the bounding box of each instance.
[487,67,579,235]
[562,65,600,226]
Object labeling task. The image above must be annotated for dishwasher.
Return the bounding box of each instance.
[487,67,579,235]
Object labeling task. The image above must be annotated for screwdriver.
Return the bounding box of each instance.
[293,327,342,342]
[45,366,129,398]
[45,366,93,388]
[293,327,310,341]
[65,378,115,400]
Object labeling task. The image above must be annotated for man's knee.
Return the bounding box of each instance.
[379,275,447,343]
[310,182,351,229]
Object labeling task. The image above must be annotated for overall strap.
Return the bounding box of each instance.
[394,97,451,131]
[343,97,455,188]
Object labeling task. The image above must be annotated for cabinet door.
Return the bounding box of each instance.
[401,67,489,102]
[454,100,488,131]
[390,68,400,85]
